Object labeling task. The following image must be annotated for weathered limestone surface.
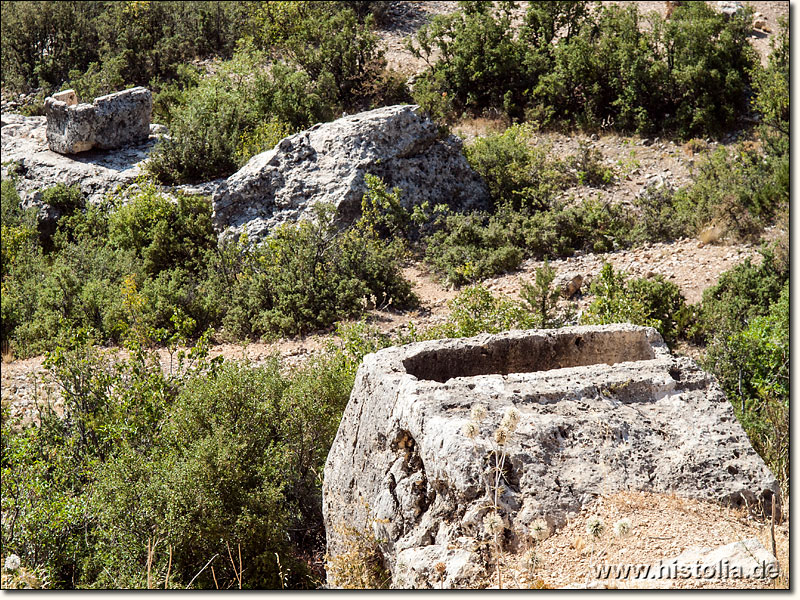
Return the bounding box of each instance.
[212,104,490,241]
[323,325,780,589]
[0,112,169,209]
[44,87,152,154]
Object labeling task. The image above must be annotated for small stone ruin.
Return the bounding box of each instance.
[323,324,780,588]
[44,86,152,154]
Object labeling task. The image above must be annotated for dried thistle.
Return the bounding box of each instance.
[461,421,479,439]
[483,512,504,536]
[586,516,605,539]
[613,518,632,538]
[500,406,521,432]
[531,519,549,542]
[470,403,487,422]
[494,426,510,445]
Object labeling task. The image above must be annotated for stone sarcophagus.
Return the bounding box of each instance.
[322,324,780,588]
[44,87,152,154]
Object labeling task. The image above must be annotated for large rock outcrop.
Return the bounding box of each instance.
[211,104,490,241]
[323,325,780,589]
[1,113,161,207]
[44,87,152,154]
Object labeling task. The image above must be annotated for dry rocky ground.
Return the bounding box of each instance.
[497,491,789,589]
[0,0,789,590]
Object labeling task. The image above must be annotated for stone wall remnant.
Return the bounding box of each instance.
[44,86,152,154]
[323,324,781,588]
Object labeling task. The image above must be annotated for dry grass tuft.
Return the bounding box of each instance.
[325,522,391,589]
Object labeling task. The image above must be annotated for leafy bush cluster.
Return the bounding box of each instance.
[423,17,788,287]
[699,242,789,487]
[204,205,415,340]
[1,1,252,96]
[1,322,359,588]
[580,263,690,347]
[148,2,408,183]
[411,1,756,137]
[0,177,414,356]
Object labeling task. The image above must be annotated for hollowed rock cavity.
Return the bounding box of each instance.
[403,327,655,382]
[323,324,781,589]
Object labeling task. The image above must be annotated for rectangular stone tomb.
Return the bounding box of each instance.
[323,324,781,589]
[44,87,152,154]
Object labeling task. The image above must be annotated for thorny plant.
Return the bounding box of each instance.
[584,516,633,585]
[461,403,522,589]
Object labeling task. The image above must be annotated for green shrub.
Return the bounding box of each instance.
[411,1,756,137]
[2,321,362,588]
[409,1,527,120]
[108,184,216,276]
[704,283,788,487]
[254,3,388,111]
[1,1,250,94]
[677,146,787,242]
[697,243,788,345]
[203,203,415,339]
[146,51,273,183]
[423,193,634,286]
[148,4,399,184]
[751,17,788,157]
[580,263,689,346]
[423,210,524,286]
[464,124,568,211]
[628,185,694,244]
[519,260,573,329]
[1,180,37,279]
[568,142,616,187]
[235,119,295,166]
[429,284,536,339]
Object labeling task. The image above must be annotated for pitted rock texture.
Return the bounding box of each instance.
[323,325,780,589]
[44,87,152,154]
[211,104,489,241]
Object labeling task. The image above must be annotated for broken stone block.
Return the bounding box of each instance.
[51,89,78,106]
[44,86,152,154]
[323,324,780,588]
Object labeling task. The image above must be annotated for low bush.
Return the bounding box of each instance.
[2,322,359,588]
[580,263,689,347]
[697,243,788,345]
[424,198,632,286]
[519,260,574,329]
[411,1,757,137]
[235,119,296,167]
[1,175,415,355]
[1,1,250,94]
[697,241,789,489]
[108,184,216,277]
[464,124,569,212]
[428,284,537,339]
[705,284,788,487]
[203,203,415,339]
[148,3,407,184]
